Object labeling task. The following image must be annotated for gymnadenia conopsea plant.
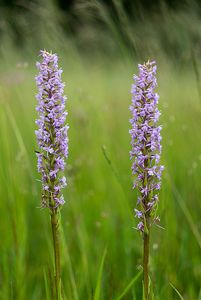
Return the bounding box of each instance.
[129,60,164,299]
[35,50,69,299]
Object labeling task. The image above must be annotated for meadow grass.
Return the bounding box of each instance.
[0,47,201,300]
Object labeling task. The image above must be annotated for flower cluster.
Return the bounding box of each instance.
[129,60,164,232]
[35,50,69,209]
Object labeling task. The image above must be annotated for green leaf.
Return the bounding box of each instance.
[116,270,142,300]
[170,282,184,300]
[168,174,201,250]
[94,247,107,300]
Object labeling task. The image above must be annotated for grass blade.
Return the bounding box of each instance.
[60,225,79,300]
[167,173,201,250]
[94,247,107,300]
[101,145,132,218]
[116,270,142,300]
[43,268,51,300]
[170,282,184,300]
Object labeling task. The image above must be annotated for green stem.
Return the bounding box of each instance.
[143,228,150,300]
[51,210,61,300]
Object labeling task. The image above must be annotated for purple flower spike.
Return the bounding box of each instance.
[35,50,69,209]
[129,60,163,232]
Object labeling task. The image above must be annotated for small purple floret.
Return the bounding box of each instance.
[35,50,69,209]
[129,60,163,231]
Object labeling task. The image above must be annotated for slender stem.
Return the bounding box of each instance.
[143,227,150,300]
[51,210,61,300]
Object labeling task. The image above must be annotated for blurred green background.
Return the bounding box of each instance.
[0,0,201,299]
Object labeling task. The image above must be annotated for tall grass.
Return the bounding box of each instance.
[0,1,201,299]
[0,50,200,299]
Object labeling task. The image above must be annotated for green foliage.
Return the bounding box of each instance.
[94,247,107,300]
[116,269,142,300]
[0,2,201,298]
[0,50,200,299]
[170,283,184,300]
